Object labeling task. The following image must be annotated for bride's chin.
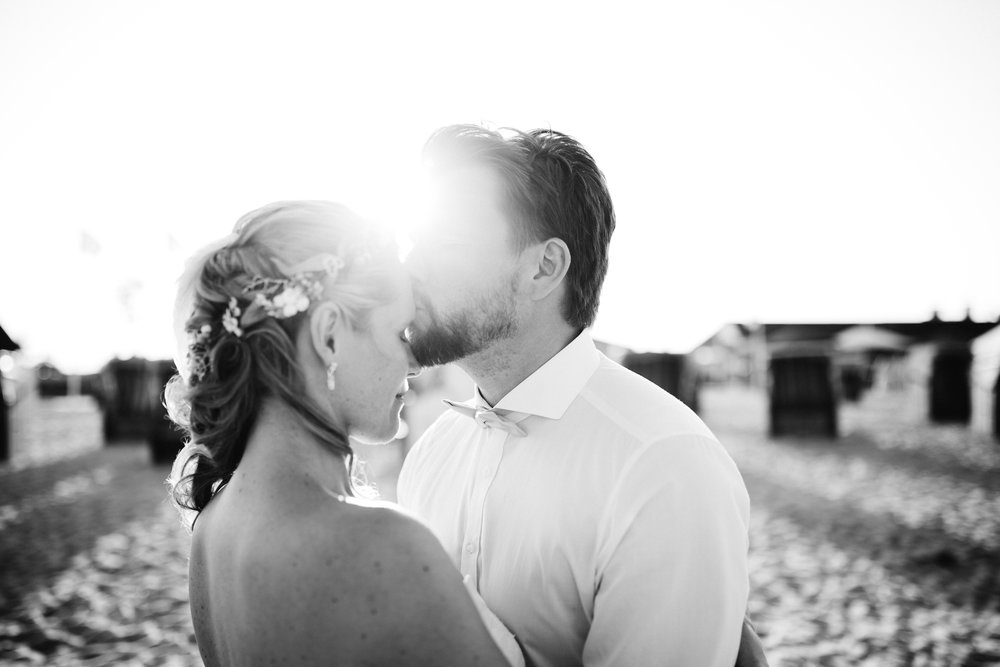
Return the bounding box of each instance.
[351,419,400,446]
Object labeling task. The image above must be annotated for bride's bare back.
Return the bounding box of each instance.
[189,471,509,666]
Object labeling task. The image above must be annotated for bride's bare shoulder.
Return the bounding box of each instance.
[192,493,508,665]
[254,499,508,665]
[243,495,444,578]
[321,497,447,564]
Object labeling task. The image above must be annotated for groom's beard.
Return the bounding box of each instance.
[409,278,519,368]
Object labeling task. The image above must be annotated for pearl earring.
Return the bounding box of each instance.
[326,361,338,391]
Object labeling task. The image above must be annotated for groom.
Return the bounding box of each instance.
[398,124,765,666]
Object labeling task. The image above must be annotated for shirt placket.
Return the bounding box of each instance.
[459,423,506,589]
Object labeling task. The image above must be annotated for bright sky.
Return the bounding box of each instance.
[2,0,998,373]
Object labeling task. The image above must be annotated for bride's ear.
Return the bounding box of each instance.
[308,302,343,364]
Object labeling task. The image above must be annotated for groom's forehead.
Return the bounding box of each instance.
[423,168,511,231]
[427,164,505,209]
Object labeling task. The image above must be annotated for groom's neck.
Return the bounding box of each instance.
[460,319,579,407]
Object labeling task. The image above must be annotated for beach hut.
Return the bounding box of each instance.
[0,322,18,462]
[971,324,1000,440]
[767,340,838,438]
[902,316,996,424]
[98,357,161,442]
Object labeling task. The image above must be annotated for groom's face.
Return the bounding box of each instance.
[405,164,523,368]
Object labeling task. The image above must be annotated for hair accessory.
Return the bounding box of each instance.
[221,298,244,337]
[326,361,338,391]
[187,254,352,389]
[219,252,346,340]
[186,251,359,383]
[186,324,213,382]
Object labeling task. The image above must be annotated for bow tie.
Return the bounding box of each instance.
[443,400,527,437]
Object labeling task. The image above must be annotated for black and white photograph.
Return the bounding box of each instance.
[1,1,998,665]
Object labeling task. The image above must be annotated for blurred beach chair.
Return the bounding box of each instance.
[97,358,184,463]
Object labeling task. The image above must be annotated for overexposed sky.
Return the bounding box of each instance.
[2,0,999,372]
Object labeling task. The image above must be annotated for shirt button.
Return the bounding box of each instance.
[464,542,477,554]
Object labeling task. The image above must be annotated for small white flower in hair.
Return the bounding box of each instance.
[187,323,213,347]
[322,255,346,281]
[271,285,310,318]
[222,297,244,337]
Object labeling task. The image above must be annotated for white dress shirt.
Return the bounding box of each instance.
[398,331,750,667]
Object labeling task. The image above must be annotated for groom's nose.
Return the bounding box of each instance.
[402,240,424,275]
[405,343,422,377]
[403,227,437,272]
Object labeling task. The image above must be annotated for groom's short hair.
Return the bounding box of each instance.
[423,124,616,331]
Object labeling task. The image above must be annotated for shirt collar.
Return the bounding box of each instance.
[484,330,601,420]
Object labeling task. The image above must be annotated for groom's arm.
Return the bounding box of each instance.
[582,435,750,667]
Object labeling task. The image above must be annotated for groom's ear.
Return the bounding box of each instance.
[526,238,571,302]
[309,302,342,363]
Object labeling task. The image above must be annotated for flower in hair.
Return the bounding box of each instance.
[263,283,310,318]
[192,250,362,382]
[222,297,244,337]
[185,324,214,381]
[322,254,346,279]
[216,252,349,342]
[188,352,209,382]
[187,323,212,345]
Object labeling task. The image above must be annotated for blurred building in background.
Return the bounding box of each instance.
[690,315,1000,439]
[2,350,184,466]
[5,313,998,472]
[403,318,1000,447]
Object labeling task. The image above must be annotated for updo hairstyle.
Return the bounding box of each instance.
[166,201,398,525]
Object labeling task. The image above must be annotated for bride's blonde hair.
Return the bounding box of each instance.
[166,201,397,527]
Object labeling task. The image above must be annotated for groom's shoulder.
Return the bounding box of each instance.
[576,354,715,444]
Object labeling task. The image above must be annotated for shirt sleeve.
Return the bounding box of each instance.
[583,434,750,667]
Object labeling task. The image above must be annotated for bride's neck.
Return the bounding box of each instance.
[236,397,352,497]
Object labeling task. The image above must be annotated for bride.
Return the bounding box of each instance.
[166,201,523,666]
